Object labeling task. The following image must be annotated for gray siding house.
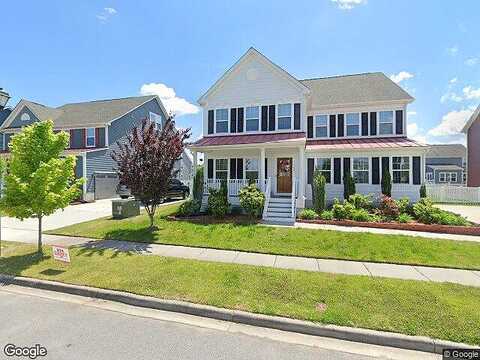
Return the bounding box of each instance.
[0,94,191,200]
[425,144,466,185]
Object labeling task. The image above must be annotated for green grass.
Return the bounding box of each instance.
[46,203,480,270]
[0,240,479,345]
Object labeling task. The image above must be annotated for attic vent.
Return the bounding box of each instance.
[246,68,258,81]
[21,113,31,122]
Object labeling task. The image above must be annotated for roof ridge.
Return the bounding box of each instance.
[22,99,56,109]
[300,72,383,82]
[59,94,156,107]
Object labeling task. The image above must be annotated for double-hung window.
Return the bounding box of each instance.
[439,172,457,183]
[215,109,228,133]
[245,106,259,132]
[86,128,95,147]
[346,113,360,136]
[215,159,228,180]
[315,115,328,137]
[277,104,292,130]
[392,156,410,183]
[149,112,163,129]
[245,158,259,181]
[315,158,331,183]
[379,111,394,135]
[352,157,369,184]
[426,172,434,183]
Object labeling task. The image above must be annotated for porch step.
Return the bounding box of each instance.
[269,197,291,204]
[266,211,293,218]
[262,217,295,226]
[266,207,291,214]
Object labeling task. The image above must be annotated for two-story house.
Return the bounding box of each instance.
[189,48,427,223]
[0,94,172,201]
[425,144,466,185]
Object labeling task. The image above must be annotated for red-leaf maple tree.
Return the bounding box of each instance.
[112,118,190,229]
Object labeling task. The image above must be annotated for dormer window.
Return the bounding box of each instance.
[215,109,228,133]
[21,113,31,122]
[277,104,292,130]
[346,113,360,136]
[86,128,96,147]
[379,111,394,135]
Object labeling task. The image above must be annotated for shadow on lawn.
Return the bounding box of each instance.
[0,251,46,276]
[77,239,153,257]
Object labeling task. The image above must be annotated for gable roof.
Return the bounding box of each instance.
[301,72,414,108]
[462,104,480,133]
[1,95,163,130]
[426,144,466,158]
[197,47,310,105]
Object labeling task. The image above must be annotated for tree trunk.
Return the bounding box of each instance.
[38,215,43,255]
[149,213,154,229]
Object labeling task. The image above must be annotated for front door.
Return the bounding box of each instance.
[277,158,292,193]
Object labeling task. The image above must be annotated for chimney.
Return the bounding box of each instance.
[0,88,10,110]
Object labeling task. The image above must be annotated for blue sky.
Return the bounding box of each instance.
[1,0,479,144]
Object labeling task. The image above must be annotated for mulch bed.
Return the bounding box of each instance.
[297,219,480,236]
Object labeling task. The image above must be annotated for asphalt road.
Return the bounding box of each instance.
[0,287,439,360]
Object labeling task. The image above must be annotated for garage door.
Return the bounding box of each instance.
[94,172,119,200]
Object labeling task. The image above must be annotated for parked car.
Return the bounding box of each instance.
[117,179,189,200]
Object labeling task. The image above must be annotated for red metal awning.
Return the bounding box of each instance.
[306,137,426,151]
[189,132,306,148]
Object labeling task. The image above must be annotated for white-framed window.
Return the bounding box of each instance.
[425,172,434,182]
[439,172,458,183]
[245,106,259,132]
[346,113,360,136]
[86,128,95,147]
[379,111,394,135]
[20,113,31,122]
[215,109,228,133]
[215,159,228,180]
[353,157,369,184]
[277,103,292,130]
[149,112,163,129]
[315,115,328,137]
[315,158,331,183]
[392,156,410,184]
[245,158,259,181]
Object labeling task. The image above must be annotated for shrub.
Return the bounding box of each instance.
[430,211,469,226]
[381,170,392,197]
[192,167,204,203]
[398,213,413,223]
[177,199,201,217]
[319,210,334,220]
[347,193,373,210]
[312,171,326,213]
[332,199,355,220]
[413,198,435,224]
[412,198,470,226]
[239,184,265,218]
[207,181,229,218]
[420,184,427,198]
[351,208,373,222]
[397,197,413,215]
[298,209,318,220]
[343,174,356,200]
[379,195,400,219]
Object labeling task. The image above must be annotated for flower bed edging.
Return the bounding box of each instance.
[297,219,480,236]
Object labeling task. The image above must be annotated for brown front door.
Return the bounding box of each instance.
[277,158,292,193]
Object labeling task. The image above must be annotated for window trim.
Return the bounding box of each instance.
[346,112,360,137]
[314,157,332,184]
[214,158,229,180]
[277,103,292,130]
[314,115,329,138]
[439,171,458,183]
[378,110,394,135]
[149,111,163,129]
[215,108,229,134]
[245,158,259,180]
[352,157,369,184]
[392,156,410,184]
[86,127,96,148]
[245,106,260,132]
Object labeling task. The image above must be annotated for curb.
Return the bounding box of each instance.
[0,274,473,354]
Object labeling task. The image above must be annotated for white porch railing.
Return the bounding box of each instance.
[262,177,272,219]
[426,184,480,204]
[204,179,268,197]
[291,178,298,218]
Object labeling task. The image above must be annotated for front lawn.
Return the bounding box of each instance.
[0,241,479,345]
[46,203,480,270]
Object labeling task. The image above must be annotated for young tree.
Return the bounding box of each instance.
[112,118,190,229]
[343,173,356,200]
[381,170,392,197]
[312,170,326,213]
[0,121,82,255]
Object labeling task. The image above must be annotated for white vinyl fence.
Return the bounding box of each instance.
[426,184,480,204]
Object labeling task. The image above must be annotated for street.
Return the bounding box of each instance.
[0,285,439,360]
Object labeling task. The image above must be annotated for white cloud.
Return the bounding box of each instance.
[463,86,480,100]
[449,77,458,84]
[446,46,459,56]
[440,92,463,103]
[331,0,367,10]
[428,108,474,137]
[389,71,414,84]
[140,82,199,117]
[96,7,117,22]
[465,57,478,66]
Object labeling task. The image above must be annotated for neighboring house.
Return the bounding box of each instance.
[189,48,427,223]
[462,104,480,187]
[0,94,182,201]
[0,89,12,128]
[425,144,466,185]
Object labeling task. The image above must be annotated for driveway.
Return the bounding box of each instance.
[435,204,480,224]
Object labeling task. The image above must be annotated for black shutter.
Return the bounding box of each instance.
[329,115,336,138]
[261,106,268,131]
[294,103,301,130]
[230,108,237,133]
[343,158,351,178]
[207,159,214,179]
[307,158,314,185]
[208,110,214,134]
[370,112,377,136]
[333,158,342,184]
[413,156,421,185]
[268,105,275,131]
[337,114,344,137]
[395,110,404,135]
[307,116,313,138]
[230,158,237,179]
[381,157,390,177]
[372,157,380,184]
[265,158,268,178]
[361,112,369,136]
[237,158,243,179]
[237,108,244,133]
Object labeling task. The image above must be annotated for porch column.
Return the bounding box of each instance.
[260,147,266,191]
[203,152,208,195]
[191,150,197,199]
[297,145,306,209]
